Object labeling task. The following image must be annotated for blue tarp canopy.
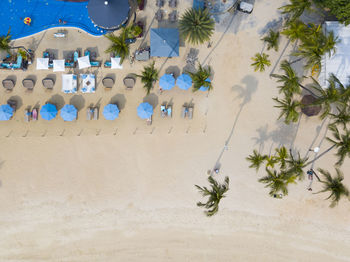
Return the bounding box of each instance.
[0,104,13,121]
[40,103,57,120]
[159,74,175,90]
[199,78,211,91]
[150,28,179,57]
[88,0,130,29]
[137,102,153,119]
[176,73,192,90]
[103,104,120,120]
[60,104,77,121]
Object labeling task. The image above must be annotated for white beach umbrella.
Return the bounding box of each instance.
[36,58,49,70]
[77,55,91,69]
[111,57,123,69]
[53,59,65,72]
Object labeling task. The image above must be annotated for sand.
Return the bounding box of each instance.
[0,0,350,261]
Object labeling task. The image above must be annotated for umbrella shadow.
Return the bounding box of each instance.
[143,93,159,108]
[4,75,17,86]
[45,74,57,84]
[165,66,180,78]
[8,96,23,110]
[110,94,126,110]
[48,94,65,110]
[23,75,37,86]
[69,95,85,112]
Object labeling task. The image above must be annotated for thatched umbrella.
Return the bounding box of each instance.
[301,95,322,117]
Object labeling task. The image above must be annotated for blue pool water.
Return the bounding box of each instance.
[0,0,106,39]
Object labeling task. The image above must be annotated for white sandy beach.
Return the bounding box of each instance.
[0,0,350,261]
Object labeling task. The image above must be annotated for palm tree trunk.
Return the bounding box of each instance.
[305,144,336,167]
[290,57,304,64]
[298,83,321,98]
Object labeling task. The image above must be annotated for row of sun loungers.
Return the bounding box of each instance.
[9,104,193,122]
[156,0,177,7]
[156,10,177,22]
[0,54,23,70]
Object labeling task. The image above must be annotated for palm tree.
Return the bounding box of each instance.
[279,0,313,22]
[136,61,159,94]
[246,150,267,171]
[179,8,215,45]
[259,169,297,197]
[271,60,319,97]
[273,96,300,124]
[104,27,130,64]
[329,107,350,129]
[187,63,213,92]
[326,125,350,166]
[275,146,289,169]
[195,176,229,216]
[281,20,306,42]
[271,60,303,96]
[251,53,271,72]
[0,27,12,54]
[293,30,339,71]
[286,150,308,179]
[312,74,350,119]
[262,30,280,51]
[315,168,349,207]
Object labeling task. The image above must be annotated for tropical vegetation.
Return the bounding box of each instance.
[251,53,271,72]
[136,61,159,94]
[179,8,215,45]
[315,168,350,207]
[0,28,12,54]
[105,25,140,64]
[195,176,229,216]
[262,30,280,51]
[187,63,213,92]
[279,0,313,22]
[314,0,350,25]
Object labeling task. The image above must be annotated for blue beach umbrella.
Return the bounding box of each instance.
[176,73,192,90]
[137,102,153,119]
[40,103,57,120]
[0,104,14,121]
[60,104,77,121]
[199,78,211,91]
[103,104,120,120]
[159,73,175,90]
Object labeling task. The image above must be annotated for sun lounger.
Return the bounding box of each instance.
[42,78,54,90]
[188,107,193,119]
[32,108,38,121]
[24,109,30,122]
[2,79,14,91]
[156,0,164,7]
[169,0,177,7]
[161,105,167,117]
[85,50,100,67]
[181,106,187,118]
[104,61,111,68]
[167,105,172,117]
[93,107,99,120]
[155,10,164,22]
[102,77,114,89]
[123,77,135,90]
[87,107,93,120]
[169,11,177,23]
[147,115,152,125]
[22,79,35,91]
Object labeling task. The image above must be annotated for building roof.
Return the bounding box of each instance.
[150,28,179,57]
[320,21,350,88]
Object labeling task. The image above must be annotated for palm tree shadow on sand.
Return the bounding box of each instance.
[211,75,258,174]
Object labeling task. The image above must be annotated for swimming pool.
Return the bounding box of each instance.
[0,0,106,40]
